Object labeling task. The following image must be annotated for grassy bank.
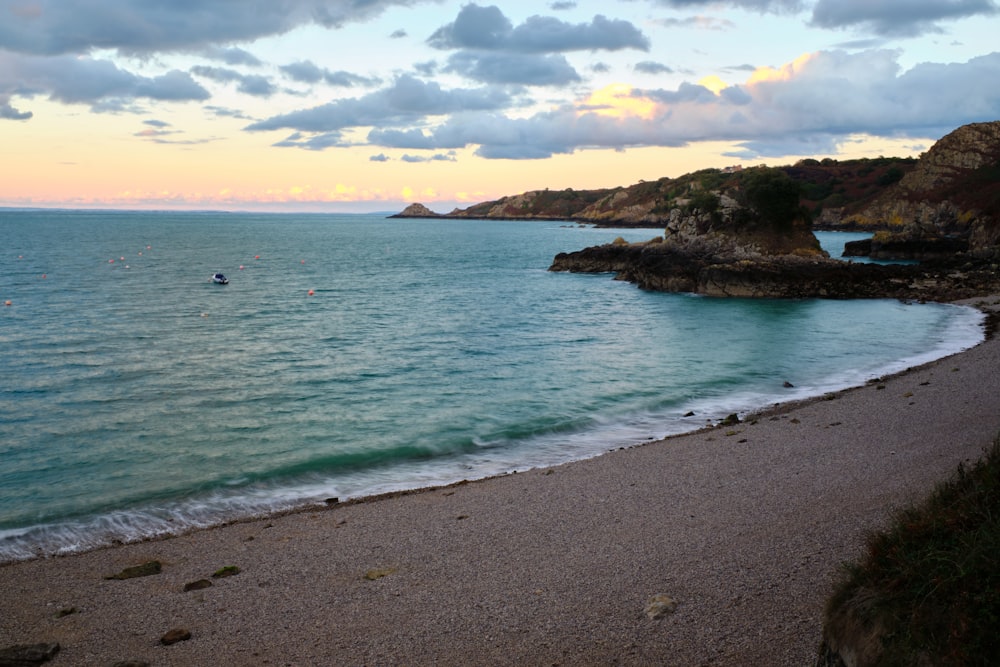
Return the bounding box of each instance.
[820,436,1000,666]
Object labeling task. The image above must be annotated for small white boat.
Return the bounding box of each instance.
[211,273,229,284]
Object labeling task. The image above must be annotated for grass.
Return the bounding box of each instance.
[822,436,1000,665]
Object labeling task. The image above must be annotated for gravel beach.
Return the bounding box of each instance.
[3,296,999,667]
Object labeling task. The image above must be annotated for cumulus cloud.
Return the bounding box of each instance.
[245,74,515,136]
[444,51,581,85]
[0,0,423,56]
[810,0,999,37]
[426,4,648,86]
[428,4,650,52]
[354,49,1000,160]
[0,53,210,115]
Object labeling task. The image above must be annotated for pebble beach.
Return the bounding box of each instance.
[2,296,999,667]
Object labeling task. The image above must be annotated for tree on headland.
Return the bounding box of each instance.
[738,167,805,232]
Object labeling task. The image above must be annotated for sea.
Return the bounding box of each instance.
[0,210,984,563]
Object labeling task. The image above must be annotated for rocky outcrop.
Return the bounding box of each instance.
[550,240,1000,300]
[842,121,1000,257]
[389,203,442,218]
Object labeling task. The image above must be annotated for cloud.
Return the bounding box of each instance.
[360,49,1000,160]
[401,152,458,162]
[206,105,253,120]
[0,53,210,115]
[0,0,424,56]
[654,16,737,30]
[444,51,581,85]
[425,4,648,86]
[280,61,381,88]
[390,29,408,39]
[635,61,675,75]
[245,74,515,137]
[203,47,263,67]
[190,66,276,97]
[370,153,391,162]
[428,5,650,52]
[651,0,805,13]
[0,96,32,120]
[810,0,999,37]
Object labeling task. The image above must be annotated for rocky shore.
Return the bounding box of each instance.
[549,240,1000,301]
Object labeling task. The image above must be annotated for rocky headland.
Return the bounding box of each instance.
[544,121,1000,300]
[395,121,1000,295]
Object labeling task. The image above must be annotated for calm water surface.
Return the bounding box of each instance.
[0,211,983,561]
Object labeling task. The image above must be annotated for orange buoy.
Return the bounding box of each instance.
[41,274,46,279]
[308,290,314,296]
[4,300,11,306]
[239,265,244,270]
[254,255,260,259]
[301,259,305,264]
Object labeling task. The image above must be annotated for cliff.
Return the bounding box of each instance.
[841,121,1000,257]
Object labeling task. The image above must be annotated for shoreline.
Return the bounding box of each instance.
[3,295,999,665]
[0,299,983,566]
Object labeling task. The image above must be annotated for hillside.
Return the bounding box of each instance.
[394,159,917,229]
[394,120,1000,258]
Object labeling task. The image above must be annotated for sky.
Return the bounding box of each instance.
[1,0,998,213]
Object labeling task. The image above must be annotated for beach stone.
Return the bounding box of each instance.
[160,629,191,646]
[364,567,397,580]
[183,579,213,592]
[212,566,240,578]
[110,661,150,667]
[644,594,678,619]
[719,413,741,426]
[104,561,162,580]
[0,642,60,665]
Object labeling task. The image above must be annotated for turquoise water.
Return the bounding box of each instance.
[0,211,984,562]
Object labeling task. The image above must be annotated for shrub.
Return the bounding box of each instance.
[823,436,1000,666]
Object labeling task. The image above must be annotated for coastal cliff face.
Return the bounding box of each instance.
[843,121,1000,256]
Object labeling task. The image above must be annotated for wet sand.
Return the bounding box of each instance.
[2,296,999,666]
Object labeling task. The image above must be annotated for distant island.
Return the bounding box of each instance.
[394,121,1000,301]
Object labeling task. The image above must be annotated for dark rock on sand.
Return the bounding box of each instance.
[160,629,191,646]
[104,561,161,580]
[183,579,213,592]
[0,642,60,666]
